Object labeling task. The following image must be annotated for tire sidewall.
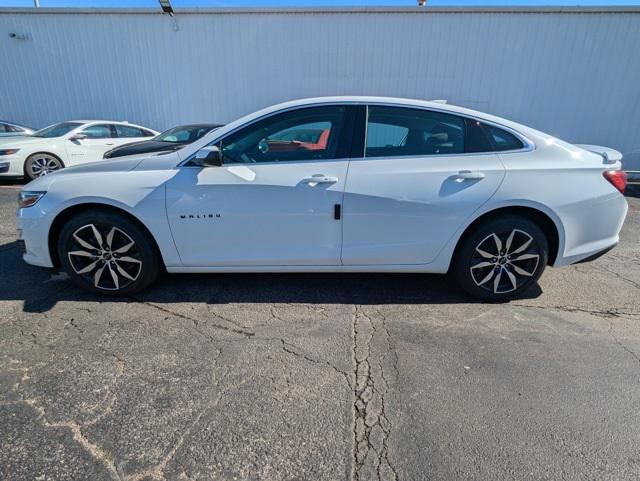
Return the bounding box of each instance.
[58,210,159,296]
[454,216,549,302]
[24,153,64,181]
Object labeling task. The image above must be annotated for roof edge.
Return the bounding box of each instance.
[1,6,640,15]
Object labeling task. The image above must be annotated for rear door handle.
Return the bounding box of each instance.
[453,170,485,181]
[301,174,339,185]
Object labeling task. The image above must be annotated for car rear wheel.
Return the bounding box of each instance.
[57,210,160,295]
[24,153,64,180]
[453,216,549,301]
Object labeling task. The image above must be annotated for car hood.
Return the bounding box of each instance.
[105,140,185,158]
[0,135,49,147]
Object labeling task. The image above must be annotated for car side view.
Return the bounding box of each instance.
[0,120,158,180]
[16,97,628,301]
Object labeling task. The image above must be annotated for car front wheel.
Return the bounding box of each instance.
[58,209,160,295]
[24,153,64,180]
[453,216,549,301]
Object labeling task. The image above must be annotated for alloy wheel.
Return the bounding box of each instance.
[27,154,62,178]
[469,229,540,295]
[67,223,143,291]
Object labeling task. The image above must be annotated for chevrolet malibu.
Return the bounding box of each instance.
[16,97,628,301]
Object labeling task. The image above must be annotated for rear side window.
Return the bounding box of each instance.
[365,106,465,158]
[115,124,146,138]
[484,124,525,152]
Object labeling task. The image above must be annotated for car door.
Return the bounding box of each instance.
[165,104,356,267]
[342,104,506,265]
[65,123,118,166]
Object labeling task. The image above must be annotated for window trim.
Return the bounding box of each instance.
[181,103,359,167]
[360,103,535,160]
[180,101,535,167]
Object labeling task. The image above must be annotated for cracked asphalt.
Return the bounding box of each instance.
[1,180,639,481]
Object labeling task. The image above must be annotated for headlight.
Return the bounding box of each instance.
[0,149,20,156]
[18,191,46,208]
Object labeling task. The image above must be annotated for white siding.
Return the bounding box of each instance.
[1,7,639,168]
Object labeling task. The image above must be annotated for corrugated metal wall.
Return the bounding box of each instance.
[1,7,639,168]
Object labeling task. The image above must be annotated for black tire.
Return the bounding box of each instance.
[24,153,64,180]
[453,215,549,302]
[57,209,160,296]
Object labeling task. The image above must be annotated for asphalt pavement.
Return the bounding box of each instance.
[1,181,639,481]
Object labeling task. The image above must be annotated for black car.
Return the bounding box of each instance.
[103,123,222,159]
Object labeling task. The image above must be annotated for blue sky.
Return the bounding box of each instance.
[2,0,640,7]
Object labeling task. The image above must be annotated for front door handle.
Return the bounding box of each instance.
[452,170,485,182]
[301,174,339,185]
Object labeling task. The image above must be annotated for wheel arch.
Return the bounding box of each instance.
[48,202,164,269]
[451,204,563,269]
[22,150,66,175]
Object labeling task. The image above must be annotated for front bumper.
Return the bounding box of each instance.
[16,205,55,268]
[0,155,24,176]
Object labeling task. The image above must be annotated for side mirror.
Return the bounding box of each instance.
[69,133,87,141]
[192,145,223,167]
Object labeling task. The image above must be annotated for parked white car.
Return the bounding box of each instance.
[16,97,628,300]
[0,120,158,179]
[0,120,35,137]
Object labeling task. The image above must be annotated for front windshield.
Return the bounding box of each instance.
[156,125,213,143]
[33,122,83,138]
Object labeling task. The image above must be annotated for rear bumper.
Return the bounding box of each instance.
[553,192,627,267]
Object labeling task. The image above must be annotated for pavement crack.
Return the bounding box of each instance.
[279,339,352,388]
[18,395,122,481]
[351,306,398,481]
[130,298,255,338]
[608,321,640,364]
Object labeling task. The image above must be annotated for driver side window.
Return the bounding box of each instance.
[218,106,349,164]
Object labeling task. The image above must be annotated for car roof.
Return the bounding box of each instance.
[243,96,542,142]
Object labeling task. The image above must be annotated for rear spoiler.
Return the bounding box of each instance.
[575,144,622,164]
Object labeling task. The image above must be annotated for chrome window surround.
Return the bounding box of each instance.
[181,100,535,167]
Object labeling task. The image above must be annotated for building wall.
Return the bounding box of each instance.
[1,7,639,168]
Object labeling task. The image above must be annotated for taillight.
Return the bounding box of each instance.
[603,170,627,194]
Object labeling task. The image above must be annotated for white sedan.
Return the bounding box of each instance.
[16,97,628,301]
[0,120,158,179]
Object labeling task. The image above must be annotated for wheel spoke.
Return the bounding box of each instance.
[90,224,103,248]
[511,264,535,277]
[106,227,116,250]
[491,233,502,253]
[116,255,141,264]
[512,253,538,262]
[476,268,496,286]
[471,261,494,270]
[510,237,532,255]
[493,268,503,293]
[113,241,135,254]
[505,229,515,253]
[475,247,495,259]
[76,259,100,274]
[114,262,135,281]
[68,250,96,258]
[505,269,518,290]
[73,232,99,251]
[94,265,106,288]
[107,264,119,290]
